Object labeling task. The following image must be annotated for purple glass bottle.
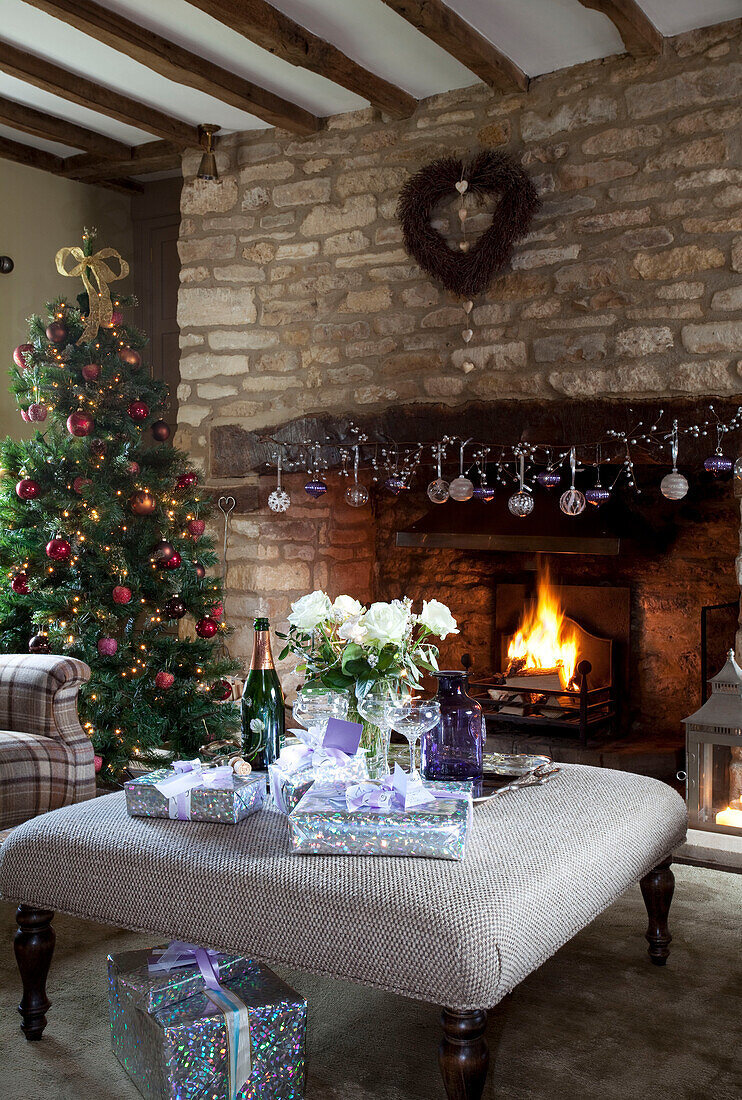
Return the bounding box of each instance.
[421,671,483,791]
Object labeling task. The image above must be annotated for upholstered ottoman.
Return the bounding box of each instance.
[0,764,686,1099]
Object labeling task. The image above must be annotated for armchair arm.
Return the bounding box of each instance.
[0,654,91,746]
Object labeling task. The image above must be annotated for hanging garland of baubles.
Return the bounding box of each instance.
[262,409,742,515]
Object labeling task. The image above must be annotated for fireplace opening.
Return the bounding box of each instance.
[465,564,627,747]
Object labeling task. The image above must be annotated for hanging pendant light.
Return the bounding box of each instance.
[197,124,220,181]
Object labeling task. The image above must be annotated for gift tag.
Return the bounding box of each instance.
[323,717,363,755]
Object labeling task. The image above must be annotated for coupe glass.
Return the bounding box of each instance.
[389,699,441,775]
[293,684,348,736]
[356,682,413,776]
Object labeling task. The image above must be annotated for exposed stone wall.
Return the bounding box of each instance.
[175,19,742,681]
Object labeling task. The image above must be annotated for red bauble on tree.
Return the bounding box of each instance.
[13,344,34,370]
[11,572,29,594]
[20,409,30,422]
[27,402,48,422]
[126,460,140,476]
[46,321,66,344]
[128,400,149,422]
[112,585,132,604]
[97,636,118,656]
[155,670,175,690]
[187,519,205,539]
[67,411,94,437]
[161,551,182,571]
[177,472,198,490]
[46,537,71,561]
[153,540,177,565]
[211,602,223,620]
[151,420,170,442]
[107,310,124,327]
[213,679,232,701]
[82,363,101,382]
[196,616,218,639]
[119,347,141,368]
[73,477,93,495]
[16,478,41,500]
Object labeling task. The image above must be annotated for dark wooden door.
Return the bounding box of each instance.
[131,178,182,436]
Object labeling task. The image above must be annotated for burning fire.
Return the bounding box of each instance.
[507,568,579,689]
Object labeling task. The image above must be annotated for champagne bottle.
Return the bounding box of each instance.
[241,617,285,769]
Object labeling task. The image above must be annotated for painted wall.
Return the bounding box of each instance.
[0,160,132,439]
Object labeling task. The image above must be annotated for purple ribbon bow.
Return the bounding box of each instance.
[153,760,234,819]
[148,940,222,990]
[346,765,437,812]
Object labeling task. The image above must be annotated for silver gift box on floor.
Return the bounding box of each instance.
[108,949,306,1100]
[125,767,265,824]
[112,946,254,1014]
[288,780,473,860]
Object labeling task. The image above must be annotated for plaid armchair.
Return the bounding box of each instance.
[0,654,94,830]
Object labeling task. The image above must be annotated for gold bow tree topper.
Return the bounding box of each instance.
[55,230,129,344]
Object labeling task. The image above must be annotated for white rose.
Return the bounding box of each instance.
[287,590,333,632]
[332,595,364,622]
[418,599,459,640]
[338,614,368,644]
[363,601,410,646]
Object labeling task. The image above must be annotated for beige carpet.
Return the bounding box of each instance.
[0,865,740,1100]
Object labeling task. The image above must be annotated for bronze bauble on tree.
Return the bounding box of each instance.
[45,321,67,344]
[194,561,206,580]
[82,363,101,382]
[164,595,187,620]
[151,419,171,442]
[129,490,156,516]
[119,347,141,368]
[153,540,177,565]
[29,633,51,654]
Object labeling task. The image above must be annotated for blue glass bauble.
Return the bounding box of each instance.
[385,476,407,495]
[585,486,611,507]
[704,454,733,477]
[473,486,495,502]
[537,471,561,489]
[304,479,327,498]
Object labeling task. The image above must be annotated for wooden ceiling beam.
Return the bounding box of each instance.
[0,134,142,192]
[380,1,528,94]
[63,140,182,180]
[23,0,319,135]
[577,0,664,57]
[184,0,417,119]
[0,40,199,147]
[0,94,131,159]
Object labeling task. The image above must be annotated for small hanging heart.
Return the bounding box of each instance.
[463,300,473,314]
[455,180,468,194]
[461,361,475,374]
[459,241,470,252]
[458,208,468,222]
[462,329,473,343]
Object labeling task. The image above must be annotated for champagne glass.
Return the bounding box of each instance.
[293,685,348,737]
[356,682,413,777]
[389,699,441,776]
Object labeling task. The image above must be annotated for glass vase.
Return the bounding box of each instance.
[352,679,412,779]
[421,671,483,791]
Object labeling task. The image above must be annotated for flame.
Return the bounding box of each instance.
[507,566,578,689]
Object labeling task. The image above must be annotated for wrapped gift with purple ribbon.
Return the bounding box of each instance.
[288,764,473,860]
[109,941,306,1100]
[125,760,265,824]
[268,717,368,815]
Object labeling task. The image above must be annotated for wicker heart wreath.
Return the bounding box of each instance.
[397,150,540,298]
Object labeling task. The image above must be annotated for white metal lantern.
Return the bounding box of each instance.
[683,649,742,837]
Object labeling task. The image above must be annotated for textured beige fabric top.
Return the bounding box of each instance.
[0,764,686,1010]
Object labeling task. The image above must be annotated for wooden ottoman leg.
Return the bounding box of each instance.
[640,857,675,966]
[14,905,55,1040]
[439,1008,489,1099]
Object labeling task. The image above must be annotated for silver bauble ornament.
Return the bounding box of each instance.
[449,475,474,501]
[345,483,369,508]
[268,488,290,513]
[427,477,449,504]
[560,487,586,515]
[508,490,534,517]
[660,471,688,500]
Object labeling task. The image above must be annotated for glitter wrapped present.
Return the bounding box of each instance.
[125,760,265,824]
[108,945,306,1100]
[269,720,368,815]
[288,765,473,861]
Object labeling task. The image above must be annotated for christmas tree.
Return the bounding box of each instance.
[0,231,239,779]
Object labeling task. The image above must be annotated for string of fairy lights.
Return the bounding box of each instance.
[261,406,742,515]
